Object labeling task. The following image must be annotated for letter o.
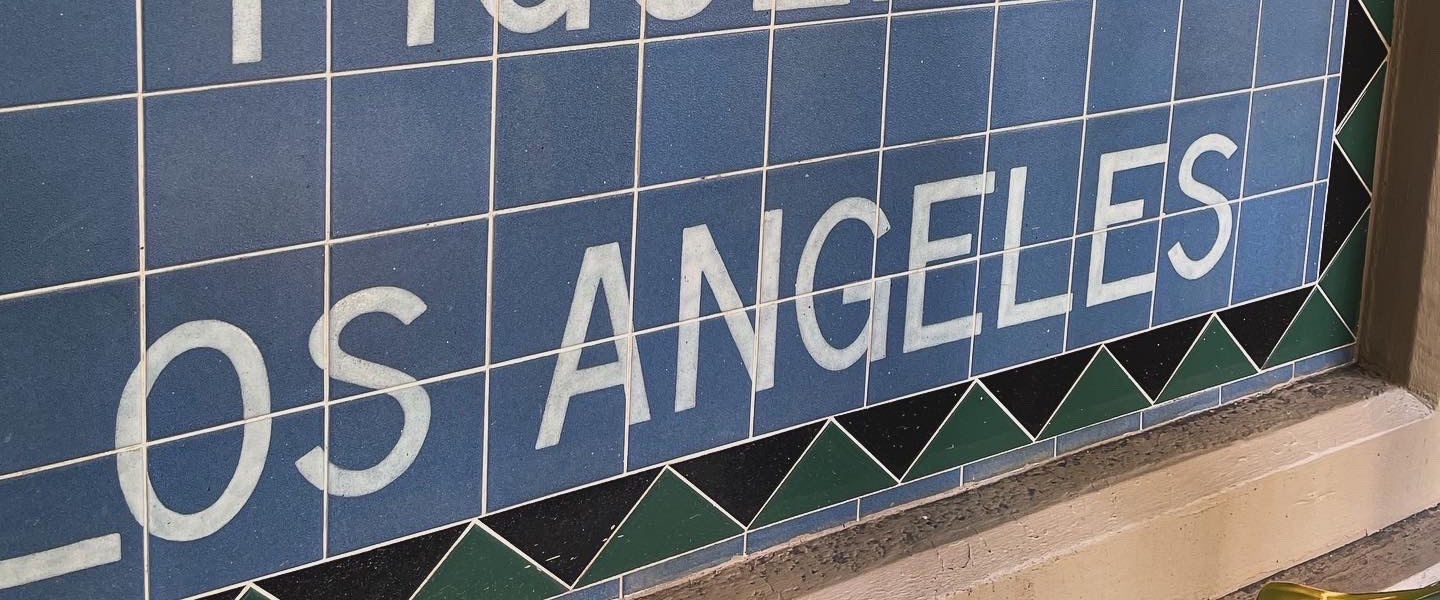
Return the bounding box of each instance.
[115,320,272,542]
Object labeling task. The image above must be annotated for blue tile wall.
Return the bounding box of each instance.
[0,0,1354,596]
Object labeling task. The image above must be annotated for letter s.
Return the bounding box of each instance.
[296,286,432,498]
[1167,133,1237,280]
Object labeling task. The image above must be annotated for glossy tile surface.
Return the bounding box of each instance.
[0,0,1374,597]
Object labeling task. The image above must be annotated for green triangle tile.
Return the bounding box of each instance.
[1265,291,1356,368]
[1337,64,1387,188]
[1157,317,1258,403]
[576,470,743,586]
[1037,349,1151,439]
[413,524,567,600]
[1361,0,1394,41]
[1319,211,1369,330]
[905,384,1032,481]
[751,423,895,528]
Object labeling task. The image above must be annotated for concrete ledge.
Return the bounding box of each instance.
[634,369,1439,600]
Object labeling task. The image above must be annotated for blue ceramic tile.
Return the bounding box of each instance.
[629,313,755,469]
[1316,77,1341,181]
[0,283,137,476]
[332,0,492,71]
[1067,222,1159,349]
[1054,412,1139,454]
[1294,345,1355,376]
[327,373,486,554]
[765,154,880,300]
[487,349,628,510]
[754,286,871,434]
[331,63,491,236]
[143,0,325,90]
[1175,0,1260,99]
[624,537,743,593]
[492,193,633,363]
[145,248,324,439]
[877,137,986,276]
[1232,187,1313,303]
[859,468,961,516]
[640,33,768,186]
[495,46,637,209]
[0,453,144,599]
[147,410,324,600]
[1088,0,1180,113]
[990,0,1091,129]
[634,175,761,331]
[1153,203,1239,324]
[962,438,1053,483]
[769,20,886,163]
[1141,388,1219,428]
[1305,182,1329,283]
[645,0,768,36]
[1244,80,1323,196]
[774,0,885,25]
[328,221,488,399]
[884,9,994,145]
[0,0,134,106]
[1165,93,1250,214]
[867,263,977,404]
[893,0,987,14]
[144,81,325,267]
[745,500,856,552]
[1077,108,1170,234]
[1328,0,1346,74]
[0,101,137,294]
[972,240,1072,375]
[980,122,1083,254]
[1255,0,1332,86]
[1221,365,1291,403]
[497,0,639,52]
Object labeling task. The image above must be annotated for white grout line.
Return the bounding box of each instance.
[320,0,335,559]
[859,0,895,409]
[1147,314,1213,402]
[402,522,473,600]
[133,0,151,595]
[1147,0,1185,331]
[831,415,900,485]
[570,469,665,587]
[1030,346,1103,439]
[748,0,779,440]
[1059,0,1100,354]
[621,0,650,478]
[964,1,1000,382]
[1228,0,1267,307]
[743,420,827,528]
[481,0,501,519]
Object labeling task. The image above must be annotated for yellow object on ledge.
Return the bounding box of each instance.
[1258,582,1440,600]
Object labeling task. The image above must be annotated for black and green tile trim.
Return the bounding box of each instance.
[184,0,1389,598]
[189,284,1360,600]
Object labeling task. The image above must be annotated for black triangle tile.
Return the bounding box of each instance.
[981,348,1098,438]
[482,469,660,585]
[256,524,467,600]
[1338,0,1387,118]
[835,382,967,478]
[1217,288,1311,366]
[1106,316,1209,399]
[1321,150,1371,271]
[672,422,824,526]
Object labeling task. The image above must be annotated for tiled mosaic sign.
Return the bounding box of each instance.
[0,0,1386,597]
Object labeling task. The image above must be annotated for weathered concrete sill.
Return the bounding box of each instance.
[635,369,1438,600]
